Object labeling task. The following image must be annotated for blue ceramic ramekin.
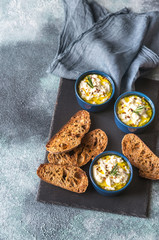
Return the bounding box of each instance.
[114,91,155,133]
[89,151,133,196]
[75,70,115,112]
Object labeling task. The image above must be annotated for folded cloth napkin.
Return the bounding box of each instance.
[49,0,159,95]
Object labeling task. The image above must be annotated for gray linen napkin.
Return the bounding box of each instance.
[49,0,159,95]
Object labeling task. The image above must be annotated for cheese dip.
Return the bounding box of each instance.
[93,155,130,191]
[117,95,152,127]
[78,74,112,104]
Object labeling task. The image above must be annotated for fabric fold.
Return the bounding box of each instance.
[121,46,159,93]
[49,0,159,95]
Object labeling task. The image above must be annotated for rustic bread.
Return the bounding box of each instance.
[122,133,159,180]
[139,169,159,180]
[46,110,91,154]
[48,129,108,167]
[47,151,77,166]
[37,163,88,193]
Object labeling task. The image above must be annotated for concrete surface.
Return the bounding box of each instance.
[1,0,159,239]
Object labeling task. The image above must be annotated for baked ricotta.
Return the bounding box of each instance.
[78,74,112,105]
[93,155,130,191]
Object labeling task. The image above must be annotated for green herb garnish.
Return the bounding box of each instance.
[133,106,145,115]
[86,76,94,88]
[110,163,118,176]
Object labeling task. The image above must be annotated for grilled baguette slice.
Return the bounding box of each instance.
[122,133,159,180]
[48,129,108,167]
[48,152,77,166]
[46,110,91,154]
[37,163,88,193]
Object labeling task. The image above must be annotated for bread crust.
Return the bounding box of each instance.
[37,163,88,193]
[122,133,159,180]
[46,110,91,154]
[48,129,108,167]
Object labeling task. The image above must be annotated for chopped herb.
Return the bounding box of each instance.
[86,76,94,88]
[133,106,145,115]
[86,82,94,88]
[110,163,118,176]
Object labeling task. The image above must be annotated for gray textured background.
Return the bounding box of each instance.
[1,0,159,239]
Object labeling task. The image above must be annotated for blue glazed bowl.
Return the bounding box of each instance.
[114,91,155,133]
[89,151,133,196]
[75,70,115,112]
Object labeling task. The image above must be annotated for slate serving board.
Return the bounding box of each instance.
[37,77,159,218]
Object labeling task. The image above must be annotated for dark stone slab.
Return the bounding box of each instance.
[37,77,159,218]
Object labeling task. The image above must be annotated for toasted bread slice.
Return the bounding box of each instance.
[46,110,91,154]
[122,133,159,180]
[48,129,108,167]
[139,170,159,180]
[47,151,77,166]
[37,163,88,193]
